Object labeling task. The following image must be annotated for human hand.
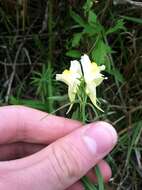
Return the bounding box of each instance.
[0,106,117,190]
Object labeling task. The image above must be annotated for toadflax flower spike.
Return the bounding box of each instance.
[56,60,82,103]
[81,54,106,111]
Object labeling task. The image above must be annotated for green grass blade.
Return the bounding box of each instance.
[82,176,97,190]
[95,166,104,190]
[125,121,142,166]
[122,16,142,24]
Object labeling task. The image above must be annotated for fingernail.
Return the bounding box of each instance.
[83,122,117,156]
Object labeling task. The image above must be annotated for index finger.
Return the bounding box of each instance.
[0,106,82,144]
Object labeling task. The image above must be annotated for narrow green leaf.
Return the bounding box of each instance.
[83,24,102,36]
[106,19,125,35]
[95,166,104,190]
[91,40,112,65]
[9,96,48,111]
[71,33,83,47]
[126,121,142,166]
[66,50,81,58]
[70,9,86,27]
[88,10,97,24]
[71,107,81,120]
[83,0,94,14]
[82,176,97,190]
[122,16,142,24]
[109,67,125,83]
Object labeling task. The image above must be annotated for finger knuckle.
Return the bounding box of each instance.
[50,141,83,184]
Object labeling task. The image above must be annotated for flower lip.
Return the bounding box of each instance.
[80,54,106,111]
[56,59,82,103]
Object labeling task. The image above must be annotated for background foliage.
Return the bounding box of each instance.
[0,0,142,189]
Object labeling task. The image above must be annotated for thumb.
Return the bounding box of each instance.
[0,122,117,190]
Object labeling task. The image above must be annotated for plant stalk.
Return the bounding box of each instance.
[47,0,54,112]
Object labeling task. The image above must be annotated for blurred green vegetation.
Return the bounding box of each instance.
[0,0,142,189]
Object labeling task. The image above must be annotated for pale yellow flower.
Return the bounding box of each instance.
[81,54,105,111]
[56,60,82,103]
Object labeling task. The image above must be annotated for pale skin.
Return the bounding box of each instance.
[0,106,118,190]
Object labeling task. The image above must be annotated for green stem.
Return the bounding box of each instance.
[81,95,87,123]
[47,0,54,112]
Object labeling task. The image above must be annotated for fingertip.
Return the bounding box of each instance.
[95,121,118,146]
[83,122,117,158]
[97,160,112,182]
[87,160,112,184]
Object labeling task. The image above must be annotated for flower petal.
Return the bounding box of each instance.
[86,83,103,112]
[68,85,76,103]
[81,54,91,65]
[70,60,82,76]
[81,54,105,111]
[56,73,70,85]
[56,60,82,103]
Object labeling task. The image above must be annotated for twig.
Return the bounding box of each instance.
[5,43,23,102]
[113,0,142,8]
[5,17,39,102]
[0,61,43,66]
[39,1,48,34]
